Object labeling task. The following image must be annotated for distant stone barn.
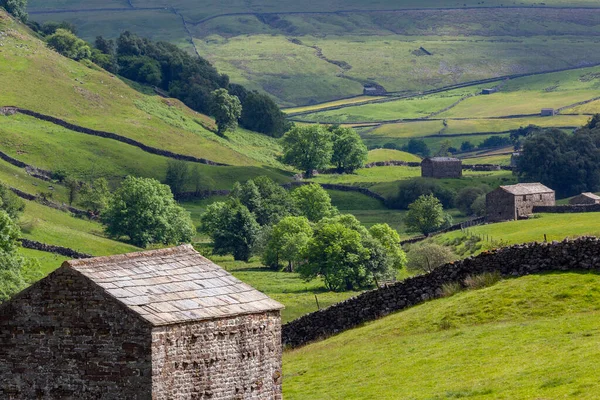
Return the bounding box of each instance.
[569,192,600,205]
[486,183,555,222]
[0,245,284,400]
[421,157,463,179]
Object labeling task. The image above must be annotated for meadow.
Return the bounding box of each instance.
[284,272,600,399]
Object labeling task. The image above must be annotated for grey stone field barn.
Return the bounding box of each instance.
[486,183,555,222]
[421,157,463,179]
[0,245,283,400]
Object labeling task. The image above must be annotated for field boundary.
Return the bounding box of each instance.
[19,238,92,259]
[5,107,229,167]
[282,236,600,347]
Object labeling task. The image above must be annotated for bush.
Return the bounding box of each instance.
[46,29,91,61]
[455,186,488,216]
[389,179,456,210]
[406,242,456,273]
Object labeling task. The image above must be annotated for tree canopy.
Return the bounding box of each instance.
[261,216,313,271]
[405,194,452,235]
[291,184,338,222]
[102,176,195,247]
[330,126,368,173]
[1,0,27,21]
[282,125,333,177]
[211,89,242,136]
[46,29,91,61]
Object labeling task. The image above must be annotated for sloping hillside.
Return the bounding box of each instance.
[284,273,600,399]
[0,10,288,171]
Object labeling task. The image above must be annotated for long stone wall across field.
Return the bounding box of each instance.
[282,236,600,348]
[19,239,92,259]
[9,108,228,166]
[534,204,600,213]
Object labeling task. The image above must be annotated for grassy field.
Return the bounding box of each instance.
[366,149,421,163]
[437,213,600,252]
[308,166,421,185]
[284,272,600,399]
[462,153,512,165]
[283,96,385,114]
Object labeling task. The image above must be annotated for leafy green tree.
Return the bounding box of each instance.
[46,29,91,61]
[435,139,452,157]
[230,176,297,226]
[455,186,488,216]
[102,176,194,247]
[0,184,25,220]
[389,179,456,210]
[200,200,260,261]
[261,216,312,271]
[91,49,117,73]
[405,195,451,235]
[291,184,338,222]
[1,0,27,21]
[0,211,41,302]
[211,89,242,136]
[460,141,475,152]
[64,176,82,205]
[402,139,430,157]
[79,178,110,213]
[369,224,407,271]
[94,36,115,55]
[164,160,189,198]
[40,21,77,36]
[282,125,333,177]
[330,126,368,173]
[406,243,456,273]
[299,222,370,291]
[471,194,486,217]
[117,55,162,86]
[239,91,291,138]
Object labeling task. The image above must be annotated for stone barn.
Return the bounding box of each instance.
[569,192,600,205]
[421,157,463,179]
[486,183,555,222]
[0,245,284,400]
[541,108,556,116]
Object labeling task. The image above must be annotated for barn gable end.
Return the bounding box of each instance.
[0,245,283,400]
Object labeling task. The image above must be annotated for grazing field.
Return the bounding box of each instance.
[437,213,600,252]
[308,166,421,185]
[284,273,600,399]
[283,96,385,115]
[462,154,512,165]
[366,149,421,163]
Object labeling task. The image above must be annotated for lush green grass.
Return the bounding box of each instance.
[366,149,421,163]
[207,255,360,323]
[283,96,385,114]
[19,199,140,256]
[284,272,600,399]
[438,213,600,253]
[0,157,70,203]
[462,153,512,165]
[0,13,287,169]
[309,166,421,185]
[0,114,291,189]
[18,248,69,277]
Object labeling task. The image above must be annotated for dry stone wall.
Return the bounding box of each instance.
[0,267,154,399]
[152,312,282,400]
[282,236,600,348]
[534,204,600,213]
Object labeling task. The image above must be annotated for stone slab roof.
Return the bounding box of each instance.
[499,183,554,196]
[64,245,283,326]
[423,157,461,162]
[579,192,600,200]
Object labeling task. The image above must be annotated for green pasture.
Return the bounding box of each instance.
[366,149,421,163]
[19,200,140,256]
[308,166,421,185]
[0,114,291,189]
[284,273,600,399]
[18,248,69,277]
[202,255,360,323]
[564,99,600,115]
[462,154,512,166]
[0,157,70,203]
[283,96,384,115]
[438,213,600,252]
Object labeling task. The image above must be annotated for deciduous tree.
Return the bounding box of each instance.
[211,89,242,136]
[282,125,333,177]
[291,184,338,222]
[330,126,368,173]
[261,216,312,271]
[405,194,452,235]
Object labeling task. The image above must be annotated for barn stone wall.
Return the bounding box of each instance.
[0,267,153,400]
[514,192,555,218]
[282,236,600,348]
[152,311,282,400]
[486,188,516,222]
[421,160,462,179]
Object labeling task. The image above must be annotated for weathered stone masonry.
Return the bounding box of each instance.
[0,245,283,400]
[282,236,600,348]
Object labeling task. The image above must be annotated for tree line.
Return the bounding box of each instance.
[23,20,290,138]
[199,177,406,292]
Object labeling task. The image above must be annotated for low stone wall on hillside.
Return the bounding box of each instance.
[9,187,91,219]
[283,181,386,202]
[534,204,600,213]
[282,236,600,347]
[13,108,228,166]
[19,239,92,259]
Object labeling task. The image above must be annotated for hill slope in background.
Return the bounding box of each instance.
[284,272,600,399]
[25,2,600,105]
[0,9,292,188]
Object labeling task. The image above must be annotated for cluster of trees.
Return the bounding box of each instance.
[91,32,290,137]
[384,134,513,158]
[516,118,600,197]
[164,160,209,199]
[1,0,27,21]
[0,185,41,302]
[282,125,368,177]
[200,177,406,291]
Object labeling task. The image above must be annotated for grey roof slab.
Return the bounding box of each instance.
[64,244,283,326]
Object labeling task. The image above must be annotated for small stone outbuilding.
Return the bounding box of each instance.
[421,157,463,179]
[486,182,555,222]
[569,192,600,205]
[0,245,284,400]
[541,108,556,116]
